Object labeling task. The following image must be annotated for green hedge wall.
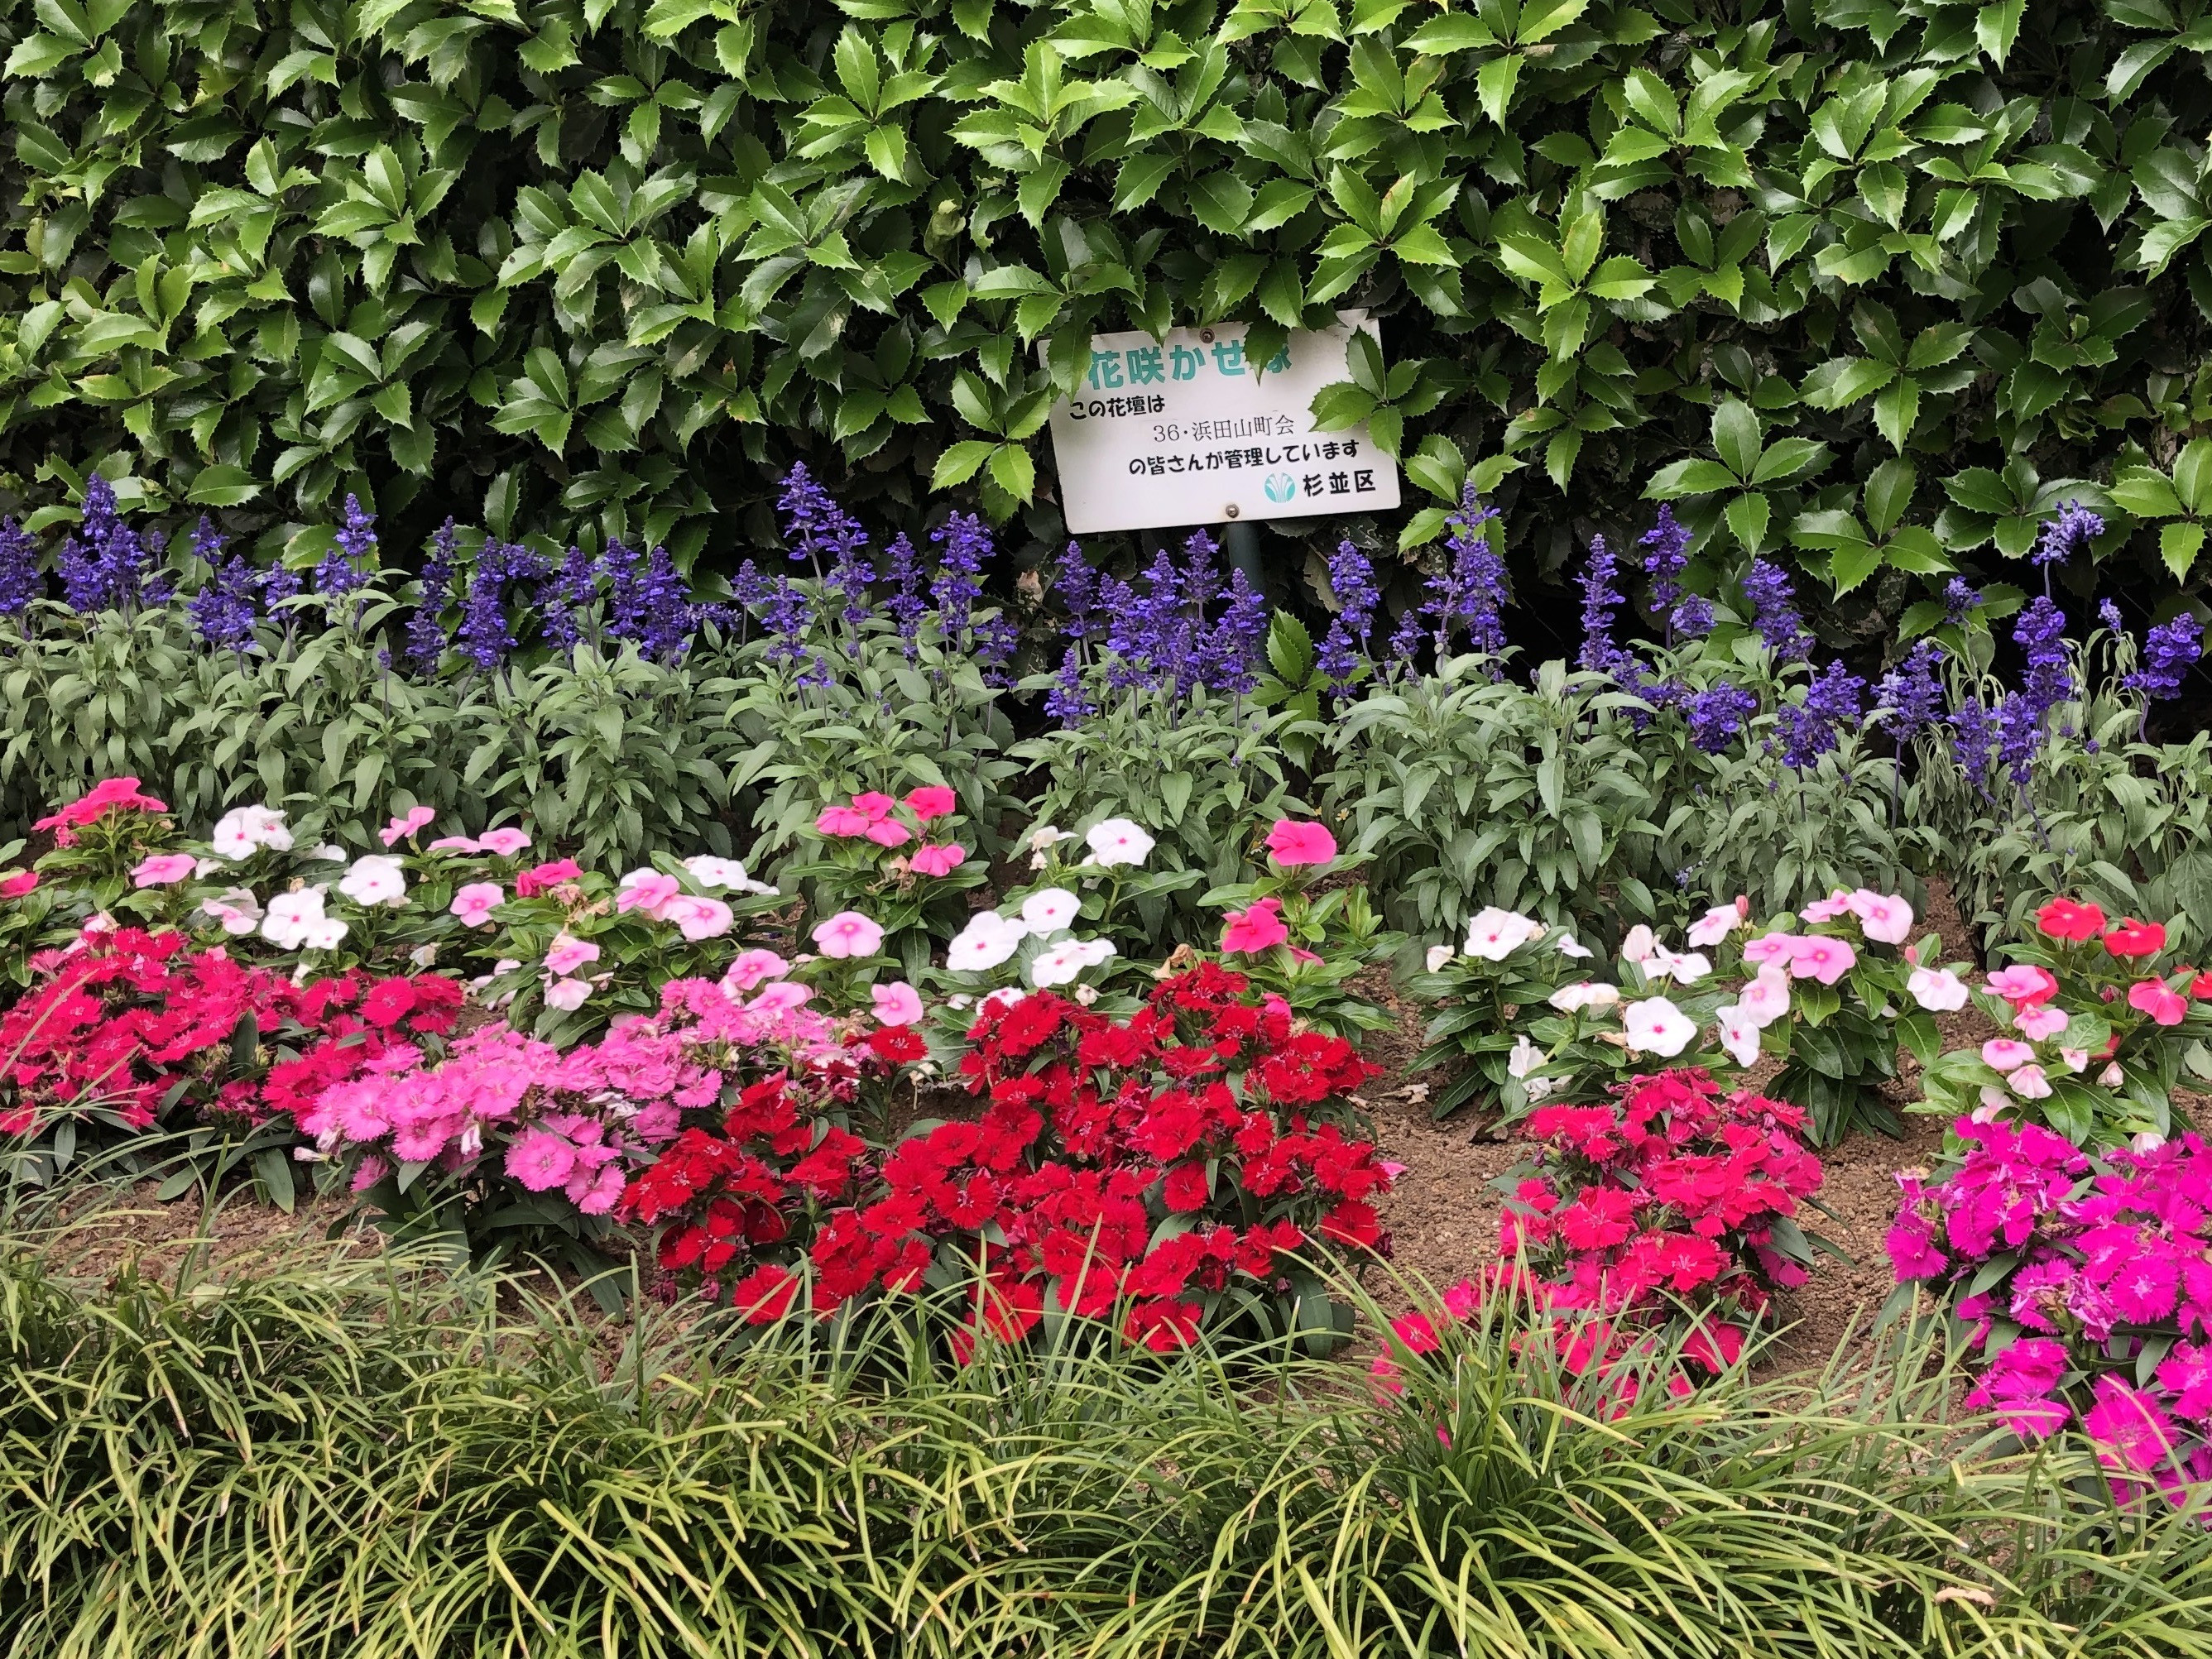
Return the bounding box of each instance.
[2,0,2209,630]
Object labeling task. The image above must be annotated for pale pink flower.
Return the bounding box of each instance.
[1787,935,1856,985]
[812,910,885,958]
[1907,966,1969,1012]
[2014,1004,2070,1041]
[616,870,681,918]
[381,805,436,847]
[1740,931,1800,966]
[1686,904,1741,948]
[1799,889,1854,923]
[544,933,601,977]
[1735,965,1792,1028]
[661,894,734,941]
[427,835,481,854]
[871,981,925,1026]
[2061,1048,2090,1073]
[723,948,788,993]
[1715,1005,1762,1067]
[2008,1064,2053,1100]
[1847,889,1914,944]
[544,978,593,1012]
[132,853,196,888]
[449,882,504,928]
[747,981,813,1014]
[1981,1038,2036,1072]
[478,827,533,858]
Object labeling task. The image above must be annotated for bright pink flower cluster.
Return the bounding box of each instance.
[32,776,167,847]
[625,964,1393,1357]
[1892,1120,2212,1503]
[305,977,844,1212]
[0,925,460,1135]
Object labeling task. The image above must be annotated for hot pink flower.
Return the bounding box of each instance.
[909,842,967,878]
[506,1128,578,1192]
[904,785,957,821]
[1981,1038,2036,1072]
[478,827,533,858]
[131,853,196,888]
[851,792,897,817]
[1221,897,1291,955]
[1787,935,1856,985]
[865,818,913,848]
[871,981,925,1026]
[381,805,435,846]
[449,882,504,928]
[815,804,873,837]
[2082,1375,2180,1474]
[0,870,36,899]
[812,910,885,958]
[2129,979,2190,1026]
[1264,819,1339,867]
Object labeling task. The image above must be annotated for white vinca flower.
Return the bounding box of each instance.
[947,911,1028,972]
[338,854,407,907]
[1082,818,1154,868]
[1505,1035,1543,1079]
[1547,981,1619,1013]
[1464,906,1543,961]
[1621,996,1696,1057]
[1020,887,1082,935]
[210,804,293,860]
[199,889,262,937]
[1029,944,1089,988]
[1425,944,1456,973]
[1648,946,1711,985]
[1714,1005,1761,1067]
[262,889,346,951]
[1907,966,1969,1012]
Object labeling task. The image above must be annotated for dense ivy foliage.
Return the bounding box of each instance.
[2,0,2210,629]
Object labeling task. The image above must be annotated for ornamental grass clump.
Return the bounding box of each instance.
[6,1241,2212,1658]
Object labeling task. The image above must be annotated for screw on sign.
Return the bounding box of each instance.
[1044,316,1401,535]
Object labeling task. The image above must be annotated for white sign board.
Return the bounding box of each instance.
[1044,316,1401,534]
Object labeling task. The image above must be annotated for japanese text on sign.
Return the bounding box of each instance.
[1044,317,1400,534]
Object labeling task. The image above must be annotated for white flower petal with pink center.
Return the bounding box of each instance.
[1548,981,1620,1013]
[1715,1005,1762,1067]
[1464,906,1543,961]
[1735,966,1792,1028]
[1622,996,1696,1057]
[947,911,1027,972]
[1907,966,1969,1012]
[1686,904,1742,948]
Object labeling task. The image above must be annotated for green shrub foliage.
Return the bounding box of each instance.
[1,0,2207,615]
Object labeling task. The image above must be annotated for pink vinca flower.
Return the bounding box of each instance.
[662,894,734,942]
[545,978,593,1012]
[381,805,436,847]
[871,981,925,1026]
[449,882,504,928]
[815,803,874,837]
[723,948,788,993]
[1264,818,1339,867]
[1981,1038,2036,1072]
[904,785,957,821]
[1787,935,1856,985]
[2129,979,2190,1026]
[2008,1063,2052,1100]
[1987,965,2060,1009]
[1221,898,1290,955]
[131,853,197,888]
[813,910,885,958]
[1735,965,1792,1028]
[2014,1004,2070,1041]
[1739,931,1800,966]
[909,842,967,878]
[1799,889,1855,923]
[1848,889,1913,944]
[616,870,682,918]
[428,835,482,854]
[478,827,532,858]
[544,933,602,977]
[747,981,813,1014]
